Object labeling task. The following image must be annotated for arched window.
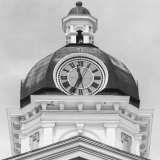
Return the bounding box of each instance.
[76,30,83,43]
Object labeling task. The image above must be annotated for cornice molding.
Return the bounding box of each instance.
[118,123,139,135]
[19,123,41,137]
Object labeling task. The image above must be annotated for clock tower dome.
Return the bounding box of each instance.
[6,2,153,160]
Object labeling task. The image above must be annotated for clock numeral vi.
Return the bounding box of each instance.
[79,89,83,95]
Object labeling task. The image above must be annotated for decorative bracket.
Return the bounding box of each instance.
[134,133,142,144]
[95,102,102,110]
[58,101,65,110]
[77,102,84,111]
[76,123,84,135]
[113,103,120,110]
[40,101,47,110]
[104,122,119,128]
[41,121,55,128]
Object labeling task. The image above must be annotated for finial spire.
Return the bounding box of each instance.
[68,1,90,15]
[76,1,82,7]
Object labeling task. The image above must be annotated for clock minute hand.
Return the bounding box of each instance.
[76,63,91,89]
[76,65,83,88]
[77,65,82,79]
[82,63,91,77]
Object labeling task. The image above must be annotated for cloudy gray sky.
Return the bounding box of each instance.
[0,0,160,159]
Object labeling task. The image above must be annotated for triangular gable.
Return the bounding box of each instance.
[69,157,88,160]
[4,136,149,160]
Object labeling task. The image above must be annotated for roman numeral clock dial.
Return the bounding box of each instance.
[55,57,106,95]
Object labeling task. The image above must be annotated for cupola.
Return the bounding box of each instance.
[62,1,97,44]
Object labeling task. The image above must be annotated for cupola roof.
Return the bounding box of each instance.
[68,1,90,15]
[20,44,140,108]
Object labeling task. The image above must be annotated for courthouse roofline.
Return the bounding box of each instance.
[4,135,149,160]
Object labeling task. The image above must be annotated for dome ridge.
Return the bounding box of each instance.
[68,1,90,15]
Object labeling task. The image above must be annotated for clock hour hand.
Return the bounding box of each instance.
[77,64,82,79]
[71,65,83,94]
[72,77,82,93]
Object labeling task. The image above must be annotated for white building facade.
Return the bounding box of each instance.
[6,2,153,160]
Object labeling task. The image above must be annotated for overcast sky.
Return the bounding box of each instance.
[0,0,160,159]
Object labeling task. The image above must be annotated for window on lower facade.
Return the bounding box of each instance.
[121,132,132,153]
[29,132,39,150]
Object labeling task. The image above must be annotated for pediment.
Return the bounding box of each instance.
[4,136,148,160]
[69,157,88,160]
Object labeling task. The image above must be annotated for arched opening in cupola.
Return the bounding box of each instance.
[76,30,83,43]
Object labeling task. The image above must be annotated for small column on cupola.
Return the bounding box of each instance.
[62,1,98,44]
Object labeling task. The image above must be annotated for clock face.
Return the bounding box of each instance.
[56,57,106,95]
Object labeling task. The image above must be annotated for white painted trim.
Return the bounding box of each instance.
[76,123,84,134]
[67,21,93,30]
[20,123,42,137]
[21,112,41,124]
[118,123,139,135]
[146,111,154,157]
[8,136,147,160]
[31,94,129,102]
[41,121,55,128]
[7,108,23,116]
[58,129,102,142]
[62,15,98,33]
[6,109,16,155]
[63,15,97,23]
[58,129,76,141]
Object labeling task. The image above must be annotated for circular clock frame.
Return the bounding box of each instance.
[53,53,109,95]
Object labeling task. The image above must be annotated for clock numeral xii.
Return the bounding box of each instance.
[78,61,83,66]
